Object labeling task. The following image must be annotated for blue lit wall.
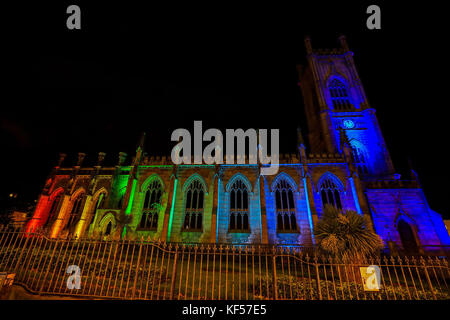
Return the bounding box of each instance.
[331,110,392,177]
[367,189,450,248]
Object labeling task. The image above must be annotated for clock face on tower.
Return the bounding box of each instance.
[342,119,355,129]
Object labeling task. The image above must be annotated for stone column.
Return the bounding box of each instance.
[25,195,49,233]
[320,110,337,153]
[77,152,86,167]
[74,195,93,238]
[57,153,67,167]
[209,173,221,243]
[97,152,106,166]
[351,173,374,230]
[50,194,71,238]
[259,176,269,244]
[304,175,319,229]
[161,175,177,242]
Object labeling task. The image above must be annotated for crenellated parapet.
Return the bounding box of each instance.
[306,153,344,164]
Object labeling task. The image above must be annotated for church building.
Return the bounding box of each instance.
[25,36,450,254]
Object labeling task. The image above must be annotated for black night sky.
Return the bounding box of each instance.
[1,2,449,219]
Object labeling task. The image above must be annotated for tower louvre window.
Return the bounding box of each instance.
[229,179,250,232]
[351,145,369,177]
[329,79,352,110]
[274,179,298,232]
[139,180,162,230]
[183,180,205,231]
[320,177,342,210]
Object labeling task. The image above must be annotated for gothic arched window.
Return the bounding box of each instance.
[45,193,62,227]
[350,144,369,177]
[319,177,342,210]
[139,180,163,230]
[105,221,112,236]
[67,193,85,229]
[274,179,298,232]
[183,180,205,231]
[229,179,250,232]
[329,79,351,110]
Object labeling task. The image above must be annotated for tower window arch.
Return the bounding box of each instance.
[139,180,163,230]
[183,180,205,231]
[67,193,85,229]
[329,79,351,110]
[274,179,298,232]
[350,143,369,177]
[229,179,250,232]
[319,177,342,210]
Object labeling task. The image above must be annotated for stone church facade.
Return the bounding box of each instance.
[25,36,450,253]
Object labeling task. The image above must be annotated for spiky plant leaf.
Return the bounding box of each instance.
[314,205,383,261]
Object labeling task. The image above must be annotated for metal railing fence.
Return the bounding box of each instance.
[0,227,449,300]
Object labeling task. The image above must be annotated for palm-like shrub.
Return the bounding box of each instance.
[314,205,383,261]
[112,211,133,240]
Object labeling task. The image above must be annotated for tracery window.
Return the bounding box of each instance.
[350,145,369,177]
[45,193,62,227]
[139,180,163,230]
[67,193,85,229]
[329,79,351,110]
[229,179,250,232]
[183,180,204,231]
[320,177,342,210]
[274,179,298,232]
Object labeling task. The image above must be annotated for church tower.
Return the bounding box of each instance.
[298,36,395,178]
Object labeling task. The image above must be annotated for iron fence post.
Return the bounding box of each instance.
[131,237,144,299]
[170,247,179,300]
[314,255,322,300]
[420,256,437,300]
[272,248,278,300]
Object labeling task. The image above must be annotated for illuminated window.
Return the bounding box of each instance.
[229,179,250,232]
[320,177,342,210]
[139,180,162,230]
[67,194,85,229]
[183,180,204,231]
[329,79,351,110]
[350,145,369,177]
[45,193,62,227]
[274,179,298,232]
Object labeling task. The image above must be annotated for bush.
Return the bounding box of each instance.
[314,205,384,261]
